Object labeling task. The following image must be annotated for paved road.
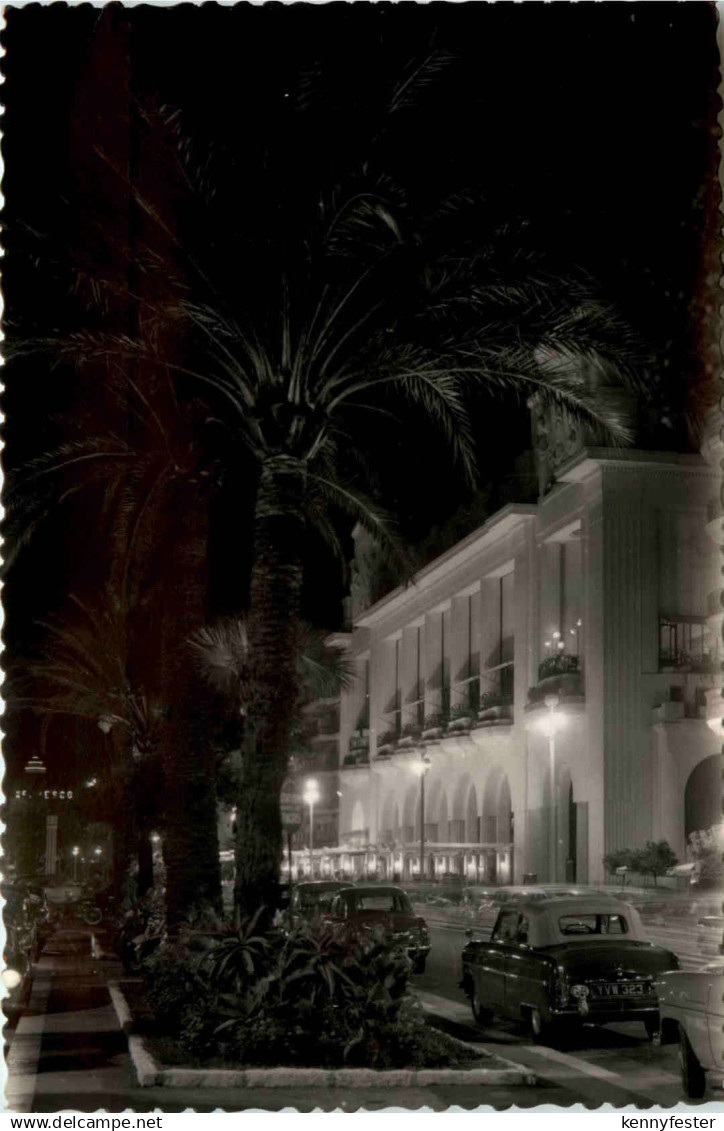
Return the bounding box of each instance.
[415,923,724,1109]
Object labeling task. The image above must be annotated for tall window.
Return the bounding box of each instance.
[435,609,451,716]
[355,659,370,731]
[460,594,481,712]
[497,572,515,700]
[394,638,402,737]
[415,626,425,726]
[659,616,714,670]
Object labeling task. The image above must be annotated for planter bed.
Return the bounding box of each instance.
[111,979,534,1089]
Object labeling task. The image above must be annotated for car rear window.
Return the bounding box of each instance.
[352,893,411,913]
[299,892,337,911]
[558,913,628,936]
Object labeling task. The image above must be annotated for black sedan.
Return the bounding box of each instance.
[460,895,679,1044]
[326,885,430,974]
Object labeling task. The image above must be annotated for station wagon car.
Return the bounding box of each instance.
[657,962,724,1098]
[461,896,679,1043]
[327,885,430,973]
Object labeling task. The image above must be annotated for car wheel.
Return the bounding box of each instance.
[528,1007,562,1046]
[679,1028,706,1099]
[81,904,102,927]
[644,1016,660,1042]
[471,987,493,1026]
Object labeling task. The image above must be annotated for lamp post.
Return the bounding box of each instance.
[303,779,320,878]
[412,753,432,882]
[539,694,564,882]
[72,845,79,882]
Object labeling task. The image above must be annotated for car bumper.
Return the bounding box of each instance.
[552,1002,659,1025]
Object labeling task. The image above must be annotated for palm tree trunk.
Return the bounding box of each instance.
[234,456,305,920]
[153,484,222,930]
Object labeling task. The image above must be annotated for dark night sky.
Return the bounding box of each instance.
[1,2,720,781]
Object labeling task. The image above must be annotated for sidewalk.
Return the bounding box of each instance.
[4,927,542,1113]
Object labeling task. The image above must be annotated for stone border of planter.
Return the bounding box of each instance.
[108,981,536,1090]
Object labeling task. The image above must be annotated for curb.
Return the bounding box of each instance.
[152,1063,533,1088]
[107,981,134,1034]
[108,981,535,1090]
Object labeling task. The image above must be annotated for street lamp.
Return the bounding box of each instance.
[412,753,432,882]
[538,694,564,882]
[72,845,79,881]
[303,779,320,878]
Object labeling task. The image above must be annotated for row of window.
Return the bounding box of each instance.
[376,576,516,736]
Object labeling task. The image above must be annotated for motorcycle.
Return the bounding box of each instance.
[44,882,103,926]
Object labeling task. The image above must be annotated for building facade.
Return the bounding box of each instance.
[306,423,723,886]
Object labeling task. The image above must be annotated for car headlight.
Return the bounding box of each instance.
[571,984,589,999]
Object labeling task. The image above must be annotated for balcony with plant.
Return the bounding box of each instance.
[376,728,399,757]
[528,649,583,705]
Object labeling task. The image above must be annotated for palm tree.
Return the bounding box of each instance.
[190,617,355,921]
[10,593,161,899]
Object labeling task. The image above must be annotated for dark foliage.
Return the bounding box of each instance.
[141,915,451,1068]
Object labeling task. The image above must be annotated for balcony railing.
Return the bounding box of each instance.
[374,668,514,753]
[659,651,719,674]
[528,652,583,705]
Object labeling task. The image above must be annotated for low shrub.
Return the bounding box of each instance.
[141,914,430,1067]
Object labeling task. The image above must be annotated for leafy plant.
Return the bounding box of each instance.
[141,914,429,1067]
[479,689,511,712]
[634,840,677,886]
[539,653,580,680]
[449,702,472,721]
[604,840,678,887]
[688,826,724,889]
[377,729,398,748]
[400,721,422,739]
[603,848,636,877]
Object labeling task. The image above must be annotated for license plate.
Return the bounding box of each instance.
[590,982,649,997]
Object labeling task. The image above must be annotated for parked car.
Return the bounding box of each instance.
[289,880,354,922]
[460,895,679,1043]
[476,888,552,912]
[326,885,430,974]
[657,961,724,1098]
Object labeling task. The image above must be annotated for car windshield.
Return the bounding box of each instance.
[350,892,411,913]
[299,890,340,912]
[558,913,629,936]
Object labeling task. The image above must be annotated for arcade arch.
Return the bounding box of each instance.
[685,755,722,841]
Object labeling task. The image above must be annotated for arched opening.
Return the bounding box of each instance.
[402,785,419,843]
[379,794,398,844]
[465,783,479,844]
[685,755,722,841]
[350,799,366,840]
[451,773,472,842]
[567,782,577,882]
[482,768,514,885]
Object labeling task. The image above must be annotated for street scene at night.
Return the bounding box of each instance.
[2,1,724,1117]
